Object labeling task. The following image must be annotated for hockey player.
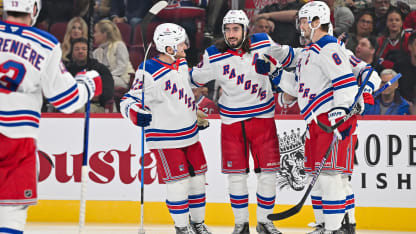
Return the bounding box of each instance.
[120,23,210,234]
[0,0,102,233]
[257,2,360,233]
[190,9,297,234]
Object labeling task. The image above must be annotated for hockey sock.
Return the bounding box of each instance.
[310,179,324,225]
[0,205,27,233]
[318,173,347,231]
[188,174,206,223]
[343,175,356,224]
[166,177,190,227]
[228,174,249,224]
[256,172,276,223]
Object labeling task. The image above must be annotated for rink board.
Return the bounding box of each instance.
[28,114,416,231]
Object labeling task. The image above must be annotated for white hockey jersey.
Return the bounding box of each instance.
[190,33,296,124]
[279,38,381,123]
[282,35,358,123]
[120,57,199,150]
[0,21,91,139]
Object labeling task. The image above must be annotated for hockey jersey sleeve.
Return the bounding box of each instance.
[120,68,157,124]
[278,70,298,98]
[321,45,358,110]
[268,37,300,69]
[41,46,93,113]
[189,49,217,88]
[348,52,381,94]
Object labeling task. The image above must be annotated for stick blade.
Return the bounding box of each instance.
[149,1,168,15]
[267,204,302,221]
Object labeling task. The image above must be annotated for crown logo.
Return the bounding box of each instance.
[278,128,304,154]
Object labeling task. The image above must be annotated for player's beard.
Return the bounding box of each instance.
[227,36,244,48]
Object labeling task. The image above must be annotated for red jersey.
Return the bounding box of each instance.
[274,93,300,115]
[197,96,219,114]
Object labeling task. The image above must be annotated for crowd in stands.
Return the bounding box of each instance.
[35,0,415,115]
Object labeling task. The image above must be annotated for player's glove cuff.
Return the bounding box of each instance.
[75,70,102,99]
[197,110,209,130]
[328,108,347,122]
[129,103,152,127]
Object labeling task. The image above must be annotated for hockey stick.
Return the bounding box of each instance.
[373,73,402,97]
[137,2,168,234]
[78,0,95,233]
[140,1,168,52]
[268,134,338,221]
[316,68,374,133]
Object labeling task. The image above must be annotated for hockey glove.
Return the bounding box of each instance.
[255,54,283,85]
[197,110,209,130]
[129,103,152,127]
[75,70,102,99]
[362,92,374,105]
[328,108,352,140]
[353,94,366,115]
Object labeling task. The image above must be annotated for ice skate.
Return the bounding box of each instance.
[256,221,282,234]
[175,225,196,234]
[232,222,250,234]
[323,228,347,234]
[191,221,212,234]
[307,223,325,234]
[341,223,356,234]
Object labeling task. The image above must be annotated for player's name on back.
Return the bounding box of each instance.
[0,37,44,71]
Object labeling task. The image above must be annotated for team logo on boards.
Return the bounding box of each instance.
[277,128,307,191]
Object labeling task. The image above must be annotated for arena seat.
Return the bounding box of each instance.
[49,22,68,43]
[116,23,132,47]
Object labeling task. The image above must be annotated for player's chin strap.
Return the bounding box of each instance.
[308,21,321,41]
[163,44,180,61]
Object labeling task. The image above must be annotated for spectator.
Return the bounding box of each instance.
[65,38,114,113]
[36,0,88,30]
[394,31,416,104]
[157,0,211,66]
[193,87,219,115]
[344,0,372,14]
[93,19,134,89]
[403,10,416,31]
[110,0,152,30]
[94,0,111,21]
[369,0,394,36]
[355,36,385,72]
[329,0,355,37]
[203,0,225,42]
[93,19,134,111]
[364,69,411,115]
[394,0,411,17]
[255,0,303,47]
[61,17,88,62]
[252,16,274,34]
[375,7,410,70]
[391,0,416,11]
[345,10,375,52]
